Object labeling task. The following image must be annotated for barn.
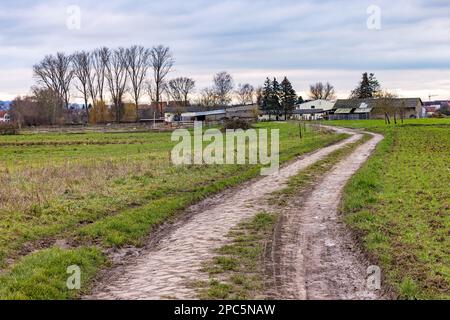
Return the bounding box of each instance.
[329,98,423,120]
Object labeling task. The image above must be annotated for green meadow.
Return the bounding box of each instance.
[1,118,448,300]
[329,118,450,299]
[0,122,347,299]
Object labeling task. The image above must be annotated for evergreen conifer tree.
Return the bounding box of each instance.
[260,77,273,118]
[271,78,282,119]
[280,77,297,119]
[350,72,381,99]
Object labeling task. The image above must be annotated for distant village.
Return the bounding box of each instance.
[0,45,449,128]
[2,95,449,128]
[3,98,449,130]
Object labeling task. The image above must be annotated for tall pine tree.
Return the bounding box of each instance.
[260,77,272,118]
[350,72,381,99]
[271,78,282,119]
[280,77,297,119]
[368,73,380,94]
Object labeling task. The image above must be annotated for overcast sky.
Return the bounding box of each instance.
[1,0,450,102]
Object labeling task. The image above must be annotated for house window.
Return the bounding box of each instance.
[311,106,315,109]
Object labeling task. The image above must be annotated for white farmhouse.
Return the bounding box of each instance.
[0,111,10,123]
[293,99,336,120]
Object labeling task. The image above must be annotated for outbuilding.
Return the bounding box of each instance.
[293,100,336,120]
[0,111,10,122]
[329,98,423,120]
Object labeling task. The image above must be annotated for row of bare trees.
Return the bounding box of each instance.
[32,45,197,122]
[30,46,292,125]
[197,71,256,108]
[31,45,263,124]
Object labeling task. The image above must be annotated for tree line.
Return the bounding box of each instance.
[10,44,263,125]
[29,45,181,124]
[10,47,409,127]
[259,77,298,120]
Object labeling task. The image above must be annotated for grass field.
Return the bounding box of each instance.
[0,122,347,299]
[328,118,450,299]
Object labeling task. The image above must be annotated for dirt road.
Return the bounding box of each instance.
[86,127,382,300]
[268,131,384,300]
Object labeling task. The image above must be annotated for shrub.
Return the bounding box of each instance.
[0,122,19,135]
[223,119,252,130]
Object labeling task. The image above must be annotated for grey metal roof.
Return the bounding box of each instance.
[165,104,258,114]
[165,105,224,113]
[226,104,259,112]
[334,98,422,110]
[354,107,373,113]
[182,109,226,117]
[292,109,325,115]
[334,108,353,114]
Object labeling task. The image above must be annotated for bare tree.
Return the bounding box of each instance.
[373,90,398,124]
[308,82,336,100]
[150,45,175,106]
[236,83,255,105]
[213,71,234,106]
[11,88,65,126]
[167,77,195,106]
[198,87,219,109]
[72,51,93,119]
[33,52,74,109]
[125,46,151,121]
[105,48,128,122]
[146,80,168,102]
[91,47,110,102]
[146,80,157,103]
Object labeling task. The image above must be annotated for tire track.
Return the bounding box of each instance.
[268,131,384,300]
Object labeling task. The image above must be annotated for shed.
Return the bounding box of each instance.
[329,98,423,120]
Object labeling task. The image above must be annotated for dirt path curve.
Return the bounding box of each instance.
[86,127,367,300]
[268,131,384,300]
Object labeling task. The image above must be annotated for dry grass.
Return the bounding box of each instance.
[0,157,165,213]
[0,122,348,299]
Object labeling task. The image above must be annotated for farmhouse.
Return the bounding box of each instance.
[329,98,424,120]
[293,99,336,120]
[292,108,326,120]
[423,100,449,117]
[424,106,438,117]
[226,104,259,121]
[164,106,225,122]
[164,104,258,123]
[181,108,226,122]
[0,111,10,122]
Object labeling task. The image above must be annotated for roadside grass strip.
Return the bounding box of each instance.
[338,123,450,299]
[196,211,277,300]
[0,247,106,300]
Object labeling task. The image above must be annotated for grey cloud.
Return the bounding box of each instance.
[0,0,449,99]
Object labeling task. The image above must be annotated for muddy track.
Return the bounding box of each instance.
[267,131,385,300]
[86,126,367,300]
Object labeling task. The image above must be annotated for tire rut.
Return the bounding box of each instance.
[267,131,385,300]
